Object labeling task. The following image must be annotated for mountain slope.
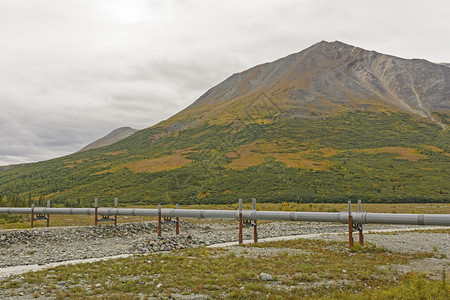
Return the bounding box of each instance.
[79,127,139,152]
[175,41,449,128]
[0,41,449,206]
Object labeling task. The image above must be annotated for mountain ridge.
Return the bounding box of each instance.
[0,41,448,206]
[176,40,449,129]
[79,127,139,152]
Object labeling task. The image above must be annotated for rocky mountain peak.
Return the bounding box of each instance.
[180,41,449,128]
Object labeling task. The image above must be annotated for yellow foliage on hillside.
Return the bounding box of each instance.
[126,150,191,173]
[226,142,267,170]
[423,145,444,152]
[64,158,89,168]
[226,140,335,170]
[355,147,426,162]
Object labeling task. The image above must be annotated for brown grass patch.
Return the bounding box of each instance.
[423,145,450,156]
[225,152,239,158]
[423,145,443,152]
[316,147,339,157]
[126,150,191,173]
[356,147,426,162]
[227,142,266,170]
[64,159,89,168]
[226,140,333,170]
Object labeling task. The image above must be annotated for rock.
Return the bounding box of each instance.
[260,273,273,281]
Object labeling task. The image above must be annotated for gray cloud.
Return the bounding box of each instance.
[0,0,449,165]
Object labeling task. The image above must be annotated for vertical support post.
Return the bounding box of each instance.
[252,198,258,243]
[175,204,180,235]
[348,201,354,249]
[157,205,162,237]
[94,198,98,226]
[31,204,35,229]
[238,199,243,244]
[46,200,50,227]
[114,197,118,227]
[358,200,364,246]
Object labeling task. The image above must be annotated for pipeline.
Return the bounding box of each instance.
[0,207,449,226]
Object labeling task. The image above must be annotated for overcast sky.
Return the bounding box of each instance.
[1,0,449,165]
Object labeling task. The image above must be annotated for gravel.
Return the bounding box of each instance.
[0,221,448,299]
[0,220,345,267]
[1,221,446,269]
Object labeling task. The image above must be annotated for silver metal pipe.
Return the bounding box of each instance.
[0,207,449,226]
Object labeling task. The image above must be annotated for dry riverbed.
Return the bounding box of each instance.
[0,221,449,299]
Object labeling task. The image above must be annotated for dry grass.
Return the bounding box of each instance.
[126,150,191,173]
[64,159,89,169]
[317,147,339,157]
[272,153,330,170]
[424,145,444,153]
[355,147,427,162]
[226,140,334,170]
[226,142,266,170]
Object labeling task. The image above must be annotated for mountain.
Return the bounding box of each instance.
[0,41,449,206]
[79,127,139,152]
[174,40,449,128]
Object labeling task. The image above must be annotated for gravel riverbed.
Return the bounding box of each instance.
[1,221,447,269]
[0,221,448,299]
[0,221,342,268]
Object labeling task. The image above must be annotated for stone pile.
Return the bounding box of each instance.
[0,221,195,248]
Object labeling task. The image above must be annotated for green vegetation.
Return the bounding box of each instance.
[354,272,448,300]
[0,111,449,206]
[1,239,447,299]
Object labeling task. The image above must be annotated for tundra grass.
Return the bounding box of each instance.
[0,239,447,299]
[1,112,449,206]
